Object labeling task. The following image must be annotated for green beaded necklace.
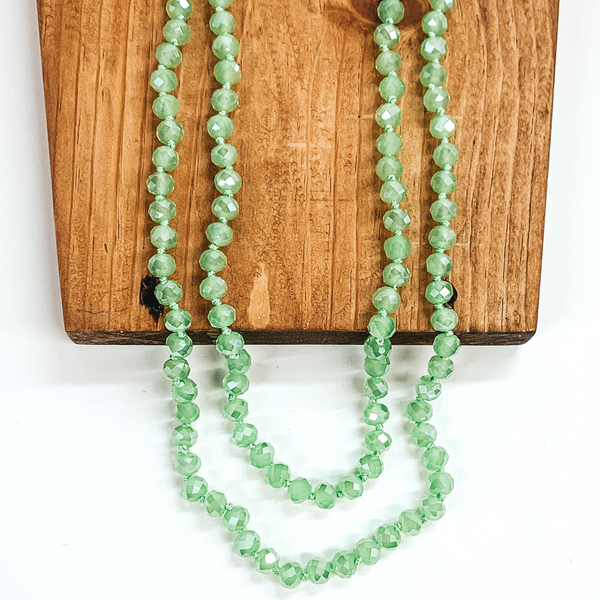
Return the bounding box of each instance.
[147,0,459,588]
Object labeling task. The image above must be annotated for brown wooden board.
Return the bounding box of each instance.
[36,0,559,345]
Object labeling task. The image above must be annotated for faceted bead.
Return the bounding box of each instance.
[181,476,208,501]
[422,10,448,35]
[422,495,445,520]
[355,538,381,566]
[420,62,447,87]
[305,557,331,584]
[377,0,405,24]
[331,552,356,579]
[234,530,260,557]
[155,43,182,68]
[163,357,190,381]
[152,145,179,171]
[149,197,177,223]
[148,248,175,276]
[430,115,457,139]
[372,286,400,313]
[415,376,442,401]
[279,562,303,589]
[431,307,459,332]
[363,336,391,359]
[150,69,178,93]
[155,280,182,305]
[314,483,336,509]
[211,143,238,167]
[212,34,239,59]
[364,355,390,377]
[383,208,410,232]
[254,548,279,573]
[363,377,388,400]
[163,19,191,45]
[157,119,184,145]
[212,195,240,220]
[431,0,456,12]
[172,424,197,447]
[365,430,392,452]
[411,422,437,447]
[428,355,454,379]
[384,235,411,260]
[214,59,241,85]
[375,524,400,550]
[171,377,198,402]
[166,332,192,357]
[429,471,455,496]
[215,168,242,194]
[383,262,410,287]
[377,131,403,156]
[174,452,201,476]
[199,248,227,272]
[164,309,191,332]
[380,180,407,204]
[223,372,249,395]
[206,222,234,247]
[377,156,403,181]
[430,196,457,222]
[211,88,239,112]
[209,10,236,35]
[174,401,200,424]
[147,171,175,196]
[421,36,447,61]
[431,171,457,194]
[223,398,248,421]
[363,402,390,426]
[338,474,363,499]
[368,314,396,339]
[375,103,402,129]
[216,331,244,356]
[288,477,312,503]
[398,510,422,536]
[376,51,401,76]
[199,275,227,300]
[429,225,456,250]
[406,399,433,422]
[207,115,234,140]
[374,23,400,48]
[434,142,460,168]
[166,0,193,20]
[425,280,453,305]
[232,422,258,447]
[249,442,274,469]
[426,252,454,277]
[379,74,405,102]
[433,332,461,357]
[209,0,233,7]
[267,463,290,488]
[424,86,450,112]
[226,349,251,374]
[208,304,236,329]
[423,445,449,471]
[153,94,180,119]
[358,453,383,479]
[223,506,249,531]
[204,490,227,517]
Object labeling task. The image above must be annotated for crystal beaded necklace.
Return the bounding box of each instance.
[146,0,460,587]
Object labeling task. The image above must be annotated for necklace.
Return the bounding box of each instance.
[146,0,459,587]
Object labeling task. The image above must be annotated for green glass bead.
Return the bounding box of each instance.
[422,10,448,35]
[416,375,442,401]
[223,506,249,531]
[380,180,407,203]
[379,74,406,102]
[364,336,391,359]
[226,349,251,374]
[426,252,453,277]
[377,131,403,156]
[212,33,239,59]
[209,0,233,7]
[358,453,383,479]
[429,471,455,496]
[209,11,236,35]
[157,119,184,145]
[199,275,227,300]
[214,59,241,85]
[384,235,411,260]
[172,424,197,447]
[232,422,258,447]
[421,36,447,61]
[166,0,193,20]
[153,94,180,119]
[365,429,392,452]
[431,197,457,222]
[234,530,261,557]
[148,253,176,277]
[211,88,239,112]
[164,309,191,332]
[374,23,400,48]
[372,286,400,313]
[163,19,191,45]
[364,402,390,426]
[163,357,190,381]
[430,115,457,139]
[211,143,238,167]
[433,332,460,357]
[375,103,402,129]
[431,171,457,194]
[383,208,410,232]
[152,146,179,171]
[375,525,400,550]
[211,195,239,220]
[428,355,454,379]
[431,307,458,332]
[434,142,459,167]
[339,474,363,499]
[376,156,403,181]
[420,62,447,87]
[422,495,445,520]
[383,262,410,287]
[206,222,234,247]
[199,248,227,272]
[331,552,356,579]
[172,377,198,402]
[267,463,290,488]
[150,69,178,93]
[368,314,396,339]
[411,422,437,447]
[166,332,192,357]
[288,477,312,503]
[424,86,450,112]
[151,225,177,249]
[364,355,390,377]
[207,115,234,140]
[215,168,242,194]
[147,171,175,196]
[429,225,456,250]
[204,490,227,517]
[216,331,244,356]
[223,371,249,395]
[174,401,200,424]
[431,0,456,12]
[398,510,422,536]
[423,445,449,471]
[363,377,388,400]
[149,197,177,223]
[156,43,182,68]
[305,557,331,584]
[174,452,201,476]
[376,50,401,75]
[208,303,236,328]
[155,280,182,305]
[355,538,381,566]
[181,476,207,501]
[249,442,274,468]
[279,562,303,589]
[314,483,336,509]
[406,399,433,422]
[223,397,248,421]
[425,280,453,305]
[254,548,279,573]
[377,0,405,23]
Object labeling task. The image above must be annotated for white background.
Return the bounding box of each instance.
[1,1,597,599]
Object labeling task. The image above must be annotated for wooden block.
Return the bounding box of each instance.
[36,0,559,345]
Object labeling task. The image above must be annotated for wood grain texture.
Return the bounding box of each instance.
[36,0,559,345]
